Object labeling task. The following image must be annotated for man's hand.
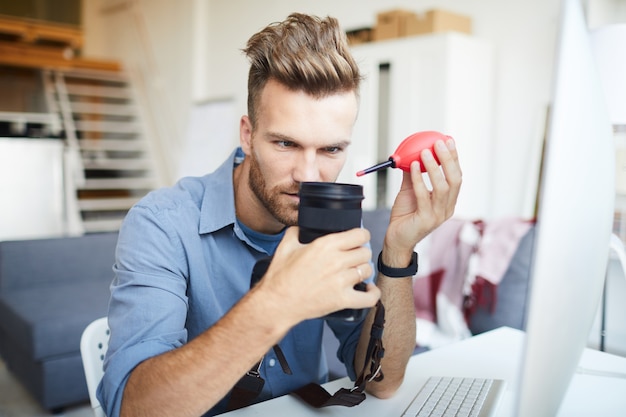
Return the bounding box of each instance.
[255,226,381,326]
[385,138,462,261]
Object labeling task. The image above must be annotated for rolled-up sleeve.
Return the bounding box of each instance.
[97,202,191,417]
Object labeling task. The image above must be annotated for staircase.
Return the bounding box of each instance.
[43,68,158,234]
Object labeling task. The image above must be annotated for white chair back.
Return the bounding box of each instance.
[80,317,109,417]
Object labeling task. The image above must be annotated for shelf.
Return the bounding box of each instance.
[0,111,60,125]
[0,15,121,72]
[0,41,121,71]
[0,14,83,48]
[0,111,62,137]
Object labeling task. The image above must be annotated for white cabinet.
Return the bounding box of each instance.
[339,33,494,219]
[0,138,66,240]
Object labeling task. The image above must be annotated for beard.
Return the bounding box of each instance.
[247,149,299,227]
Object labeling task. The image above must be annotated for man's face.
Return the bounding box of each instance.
[241,79,358,227]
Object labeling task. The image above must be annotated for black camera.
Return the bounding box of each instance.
[251,182,368,321]
[299,182,367,321]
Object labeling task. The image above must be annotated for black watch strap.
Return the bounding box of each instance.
[377,251,418,278]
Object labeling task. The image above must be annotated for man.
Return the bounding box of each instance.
[97,12,461,417]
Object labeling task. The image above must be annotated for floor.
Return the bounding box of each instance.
[0,359,92,417]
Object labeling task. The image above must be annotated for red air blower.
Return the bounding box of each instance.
[356,131,451,176]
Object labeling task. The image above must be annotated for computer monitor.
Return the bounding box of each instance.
[515,0,615,416]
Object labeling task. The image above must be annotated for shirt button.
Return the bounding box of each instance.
[268,358,276,367]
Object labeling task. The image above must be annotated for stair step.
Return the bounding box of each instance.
[75,119,141,133]
[79,139,146,151]
[78,197,140,211]
[68,102,137,116]
[58,68,129,83]
[82,218,125,233]
[64,84,131,99]
[82,158,152,170]
[81,178,155,190]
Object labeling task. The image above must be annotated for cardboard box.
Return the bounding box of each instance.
[406,9,472,36]
[372,9,417,41]
[346,27,373,46]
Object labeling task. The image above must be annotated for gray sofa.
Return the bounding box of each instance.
[0,232,117,411]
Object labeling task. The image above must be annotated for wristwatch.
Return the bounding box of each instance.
[377,251,418,278]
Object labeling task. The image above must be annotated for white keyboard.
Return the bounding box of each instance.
[401,376,506,417]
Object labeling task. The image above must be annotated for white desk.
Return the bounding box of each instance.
[220,327,626,416]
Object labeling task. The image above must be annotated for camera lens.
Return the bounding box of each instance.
[298,182,364,243]
[297,182,366,321]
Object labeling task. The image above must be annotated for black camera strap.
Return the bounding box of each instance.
[226,343,292,411]
[226,300,385,411]
[292,300,385,407]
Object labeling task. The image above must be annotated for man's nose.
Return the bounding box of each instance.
[292,151,321,183]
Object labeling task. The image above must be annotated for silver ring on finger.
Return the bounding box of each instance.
[355,266,363,280]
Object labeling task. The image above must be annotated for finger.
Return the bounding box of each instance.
[424,141,449,187]
[424,141,462,205]
[409,159,432,202]
[326,261,372,295]
[353,262,373,285]
[435,139,462,189]
[336,251,373,286]
[355,265,364,281]
[359,283,382,303]
[342,281,381,310]
[271,226,299,259]
[319,238,372,267]
[431,140,462,216]
[314,227,371,252]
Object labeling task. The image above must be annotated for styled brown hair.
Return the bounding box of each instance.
[242,13,362,128]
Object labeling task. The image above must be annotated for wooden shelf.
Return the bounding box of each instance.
[0,14,83,48]
[0,15,121,72]
[0,41,121,71]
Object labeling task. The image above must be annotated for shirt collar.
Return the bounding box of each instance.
[198,148,244,234]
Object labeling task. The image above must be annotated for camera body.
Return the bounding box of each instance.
[250,182,367,322]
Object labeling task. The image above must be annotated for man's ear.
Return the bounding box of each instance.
[240,115,253,154]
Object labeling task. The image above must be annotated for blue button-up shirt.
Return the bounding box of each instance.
[97,148,366,417]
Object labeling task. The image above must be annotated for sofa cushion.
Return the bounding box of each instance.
[0,328,88,409]
[0,279,111,360]
[0,232,118,291]
[468,225,534,334]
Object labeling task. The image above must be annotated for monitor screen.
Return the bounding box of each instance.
[515,0,615,416]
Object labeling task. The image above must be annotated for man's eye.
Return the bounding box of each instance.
[277,140,295,148]
[325,146,343,154]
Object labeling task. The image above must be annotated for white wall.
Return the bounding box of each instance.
[587,0,626,27]
[82,0,626,218]
[200,0,562,219]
